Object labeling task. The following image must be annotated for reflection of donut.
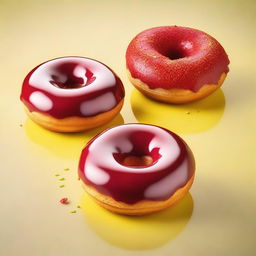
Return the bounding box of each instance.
[81,192,194,250]
[79,124,195,215]
[20,57,125,132]
[131,88,226,134]
[25,114,124,158]
[126,26,230,103]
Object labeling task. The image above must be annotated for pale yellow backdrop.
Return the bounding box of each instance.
[0,0,255,255]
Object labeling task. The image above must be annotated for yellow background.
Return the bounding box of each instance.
[1,0,256,255]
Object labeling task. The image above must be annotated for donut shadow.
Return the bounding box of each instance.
[24,114,124,158]
[80,192,194,250]
[131,89,226,134]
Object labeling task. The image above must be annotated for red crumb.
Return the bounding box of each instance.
[60,198,69,204]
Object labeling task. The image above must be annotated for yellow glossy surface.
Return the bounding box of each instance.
[1,0,255,255]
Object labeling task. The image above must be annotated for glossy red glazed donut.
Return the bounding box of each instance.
[126,26,230,103]
[79,123,195,215]
[20,57,125,132]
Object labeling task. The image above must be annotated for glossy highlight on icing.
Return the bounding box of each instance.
[78,124,195,204]
[126,26,230,92]
[20,57,124,119]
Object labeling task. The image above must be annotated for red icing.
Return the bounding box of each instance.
[20,57,125,119]
[126,26,230,92]
[78,124,195,204]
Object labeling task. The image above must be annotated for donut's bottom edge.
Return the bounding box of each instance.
[127,69,227,104]
[82,174,195,216]
[23,99,124,133]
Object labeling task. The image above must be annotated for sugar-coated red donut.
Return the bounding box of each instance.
[20,57,125,132]
[78,123,195,215]
[126,26,230,103]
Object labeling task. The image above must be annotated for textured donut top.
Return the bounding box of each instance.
[79,124,195,204]
[20,57,124,118]
[126,26,230,92]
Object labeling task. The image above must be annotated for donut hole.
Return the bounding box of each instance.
[165,48,186,60]
[113,131,162,168]
[158,40,194,60]
[114,154,154,167]
[50,62,96,89]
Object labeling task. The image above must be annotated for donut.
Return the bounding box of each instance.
[78,123,195,215]
[20,57,125,132]
[126,26,230,104]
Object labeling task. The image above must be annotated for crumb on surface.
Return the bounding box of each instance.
[60,198,69,204]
